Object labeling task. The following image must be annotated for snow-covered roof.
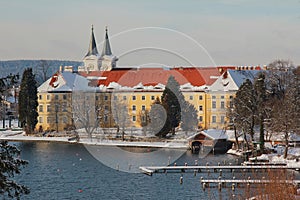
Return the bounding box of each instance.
[38,72,94,93]
[201,129,228,140]
[209,70,261,91]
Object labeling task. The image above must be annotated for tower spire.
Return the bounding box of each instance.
[101,26,112,56]
[85,25,98,57]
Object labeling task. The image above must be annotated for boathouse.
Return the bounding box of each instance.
[189,129,231,153]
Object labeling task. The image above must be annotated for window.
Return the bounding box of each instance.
[63,117,68,123]
[63,94,67,100]
[230,95,233,99]
[221,116,225,123]
[47,105,51,112]
[212,116,216,123]
[142,96,145,100]
[221,95,224,99]
[55,94,59,100]
[199,105,203,111]
[212,96,216,99]
[104,115,108,122]
[123,96,127,100]
[39,105,43,112]
[62,103,67,112]
[55,104,59,112]
[189,96,193,100]
[132,105,136,111]
[142,105,146,111]
[113,95,118,101]
[95,96,99,101]
[220,101,225,109]
[39,95,42,100]
[105,105,109,111]
[212,101,216,109]
[151,96,155,100]
[199,116,203,122]
[104,95,108,101]
[39,117,43,123]
[132,96,136,100]
[132,116,136,122]
[47,95,50,100]
[47,117,51,123]
[199,95,203,100]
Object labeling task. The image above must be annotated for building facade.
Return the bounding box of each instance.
[36,26,261,132]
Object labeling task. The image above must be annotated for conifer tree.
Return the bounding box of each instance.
[149,97,167,136]
[254,73,267,151]
[149,76,186,137]
[18,68,38,133]
[181,101,198,133]
[231,79,256,149]
[0,141,30,199]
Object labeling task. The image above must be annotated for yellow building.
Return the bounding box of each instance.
[36,26,261,132]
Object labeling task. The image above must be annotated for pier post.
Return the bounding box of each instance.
[180,176,183,184]
[218,182,222,191]
[202,183,206,191]
[231,183,235,191]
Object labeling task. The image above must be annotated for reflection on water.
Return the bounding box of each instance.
[12,141,245,200]
[85,145,186,173]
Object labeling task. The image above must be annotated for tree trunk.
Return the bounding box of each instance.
[284,132,289,159]
[243,129,249,151]
[171,127,175,135]
[122,127,125,141]
[259,115,265,152]
[234,125,240,149]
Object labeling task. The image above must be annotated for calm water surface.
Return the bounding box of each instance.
[13,142,243,200]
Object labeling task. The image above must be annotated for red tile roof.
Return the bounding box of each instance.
[79,67,224,87]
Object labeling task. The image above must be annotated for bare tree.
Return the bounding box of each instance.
[38,60,50,82]
[72,91,103,140]
[137,109,150,136]
[111,95,130,140]
[266,60,299,158]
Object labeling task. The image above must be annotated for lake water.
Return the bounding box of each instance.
[13,142,245,200]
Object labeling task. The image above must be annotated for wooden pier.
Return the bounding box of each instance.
[139,165,300,176]
[200,178,300,191]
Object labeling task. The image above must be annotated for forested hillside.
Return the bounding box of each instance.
[0,60,82,85]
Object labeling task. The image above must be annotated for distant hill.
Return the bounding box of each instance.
[0,60,82,85]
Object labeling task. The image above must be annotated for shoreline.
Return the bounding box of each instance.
[0,132,189,149]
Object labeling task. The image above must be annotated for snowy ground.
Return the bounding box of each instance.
[0,129,189,149]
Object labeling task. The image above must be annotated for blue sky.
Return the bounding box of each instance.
[0,0,299,66]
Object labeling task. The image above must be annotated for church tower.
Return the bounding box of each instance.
[99,27,118,71]
[83,25,100,71]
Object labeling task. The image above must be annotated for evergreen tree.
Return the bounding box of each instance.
[181,101,198,133]
[159,76,183,137]
[0,141,30,199]
[18,68,38,133]
[231,79,256,149]
[254,73,267,151]
[149,97,167,136]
